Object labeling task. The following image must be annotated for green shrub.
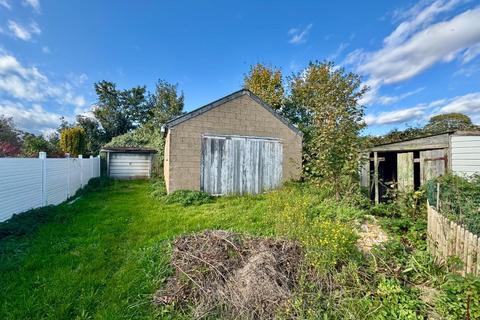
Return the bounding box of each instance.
[426,174,480,234]
[436,274,480,320]
[150,179,167,198]
[369,203,399,217]
[60,127,86,157]
[105,125,164,177]
[164,190,214,206]
[374,278,425,319]
[75,176,114,197]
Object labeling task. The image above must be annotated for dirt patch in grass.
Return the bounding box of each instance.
[357,218,388,253]
[153,230,302,319]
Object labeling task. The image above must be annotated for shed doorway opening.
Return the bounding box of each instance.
[200,135,283,195]
[368,149,447,203]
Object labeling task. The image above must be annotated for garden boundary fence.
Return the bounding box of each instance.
[0,152,100,222]
[427,202,480,276]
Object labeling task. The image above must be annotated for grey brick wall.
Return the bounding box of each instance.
[164,94,302,193]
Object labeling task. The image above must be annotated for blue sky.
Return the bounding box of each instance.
[1,0,480,136]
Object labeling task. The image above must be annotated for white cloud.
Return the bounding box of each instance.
[365,105,427,125]
[0,53,87,108]
[438,93,480,120]
[0,0,11,9]
[360,8,480,85]
[288,24,313,45]
[7,20,41,41]
[366,92,480,127]
[22,0,40,11]
[346,3,480,105]
[42,46,50,54]
[327,42,349,61]
[384,0,462,46]
[462,43,480,63]
[374,87,426,106]
[0,100,63,134]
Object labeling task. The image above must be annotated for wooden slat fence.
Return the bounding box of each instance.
[427,202,480,276]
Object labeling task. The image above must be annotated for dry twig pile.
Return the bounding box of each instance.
[154,230,302,319]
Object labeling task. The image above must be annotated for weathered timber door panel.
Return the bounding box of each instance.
[397,152,414,191]
[420,149,447,184]
[201,135,283,195]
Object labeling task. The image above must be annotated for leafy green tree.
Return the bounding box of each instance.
[93,81,149,141]
[76,115,105,156]
[289,61,367,196]
[244,63,285,111]
[424,113,476,133]
[60,127,86,157]
[147,80,184,127]
[22,134,60,157]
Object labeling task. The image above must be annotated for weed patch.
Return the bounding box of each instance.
[164,189,214,206]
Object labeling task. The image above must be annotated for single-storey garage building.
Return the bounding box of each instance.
[102,147,157,179]
[163,89,303,195]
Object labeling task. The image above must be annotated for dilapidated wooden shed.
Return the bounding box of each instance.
[163,89,303,195]
[361,131,480,203]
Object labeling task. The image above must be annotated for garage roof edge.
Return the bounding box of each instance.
[101,147,158,153]
[165,89,303,136]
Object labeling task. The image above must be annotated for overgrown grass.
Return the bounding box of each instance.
[0,180,276,319]
[0,180,478,319]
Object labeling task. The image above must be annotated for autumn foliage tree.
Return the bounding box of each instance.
[288,61,367,196]
[60,127,86,157]
[0,116,21,157]
[244,63,285,111]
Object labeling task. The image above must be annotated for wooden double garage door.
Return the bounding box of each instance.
[200,135,283,195]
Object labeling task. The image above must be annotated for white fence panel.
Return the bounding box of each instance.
[69,158,82,196]
[46,159,68,205]
[0,159,43,221]
[0,154,101,222]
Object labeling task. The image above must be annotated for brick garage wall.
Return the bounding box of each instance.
[165,94,302,193]
[163,130,171,186]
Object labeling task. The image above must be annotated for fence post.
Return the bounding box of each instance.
[436,182,440,211]
[65,153,70,198]
[97,155,101,177]
[79,155,83,187]
[39,152,47,206]
[90,155,94,179]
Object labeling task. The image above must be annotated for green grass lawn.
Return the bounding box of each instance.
[2,180,478,319]
[0,180,276,320]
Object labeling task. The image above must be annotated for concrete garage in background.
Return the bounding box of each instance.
[163,89,303,195]
[102,147,157,179]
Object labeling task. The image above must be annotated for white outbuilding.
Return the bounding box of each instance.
[101,147,157,179]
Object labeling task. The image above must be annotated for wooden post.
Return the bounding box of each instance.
[436,182,440,211]
[374,152,379,205]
